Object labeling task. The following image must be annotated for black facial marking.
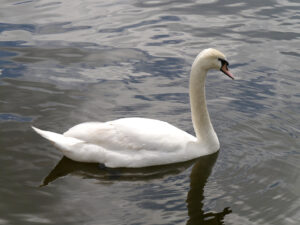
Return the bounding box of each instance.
[218,58,229,67]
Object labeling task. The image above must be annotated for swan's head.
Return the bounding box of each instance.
[192,48,234,79]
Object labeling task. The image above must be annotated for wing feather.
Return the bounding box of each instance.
[63,118,196,152]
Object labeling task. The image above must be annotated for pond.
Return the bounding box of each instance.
[0,0,299,224]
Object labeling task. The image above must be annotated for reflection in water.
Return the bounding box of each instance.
[187,153,231,225]
[42,152,231,224]
[42,156,197,185]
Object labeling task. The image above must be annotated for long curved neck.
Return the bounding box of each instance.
[189,64,219,149]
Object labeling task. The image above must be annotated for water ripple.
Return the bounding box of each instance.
[0,0,299,224]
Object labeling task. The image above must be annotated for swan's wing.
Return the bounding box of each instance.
[63,121,121,150]
[63,118,196,152]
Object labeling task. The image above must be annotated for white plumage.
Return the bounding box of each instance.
[32,48,234,168]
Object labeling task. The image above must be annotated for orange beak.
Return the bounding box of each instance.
[220,63,234,80]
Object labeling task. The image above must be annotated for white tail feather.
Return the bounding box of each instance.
[32,126,83,148]
[31,126,109,163]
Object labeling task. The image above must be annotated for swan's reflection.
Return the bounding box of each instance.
[41,157,197,185]
[187,152,231,224]
[42,152,231,224]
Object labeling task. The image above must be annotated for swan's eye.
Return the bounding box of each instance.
[218,58,229,67]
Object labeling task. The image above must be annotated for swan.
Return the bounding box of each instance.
[32,48,234,168]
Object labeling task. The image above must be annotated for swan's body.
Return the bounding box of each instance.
[32,48,234,168]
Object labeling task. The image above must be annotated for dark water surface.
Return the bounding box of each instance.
[1,0,300,224]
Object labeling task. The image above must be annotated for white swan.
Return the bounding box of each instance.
[32,48,234,168]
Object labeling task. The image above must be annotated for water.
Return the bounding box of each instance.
[0,0,299,224]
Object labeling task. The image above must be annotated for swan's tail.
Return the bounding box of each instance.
[31,126,106,163]
[32,126,83,149]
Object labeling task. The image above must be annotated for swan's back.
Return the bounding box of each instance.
[64,118,196,152]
